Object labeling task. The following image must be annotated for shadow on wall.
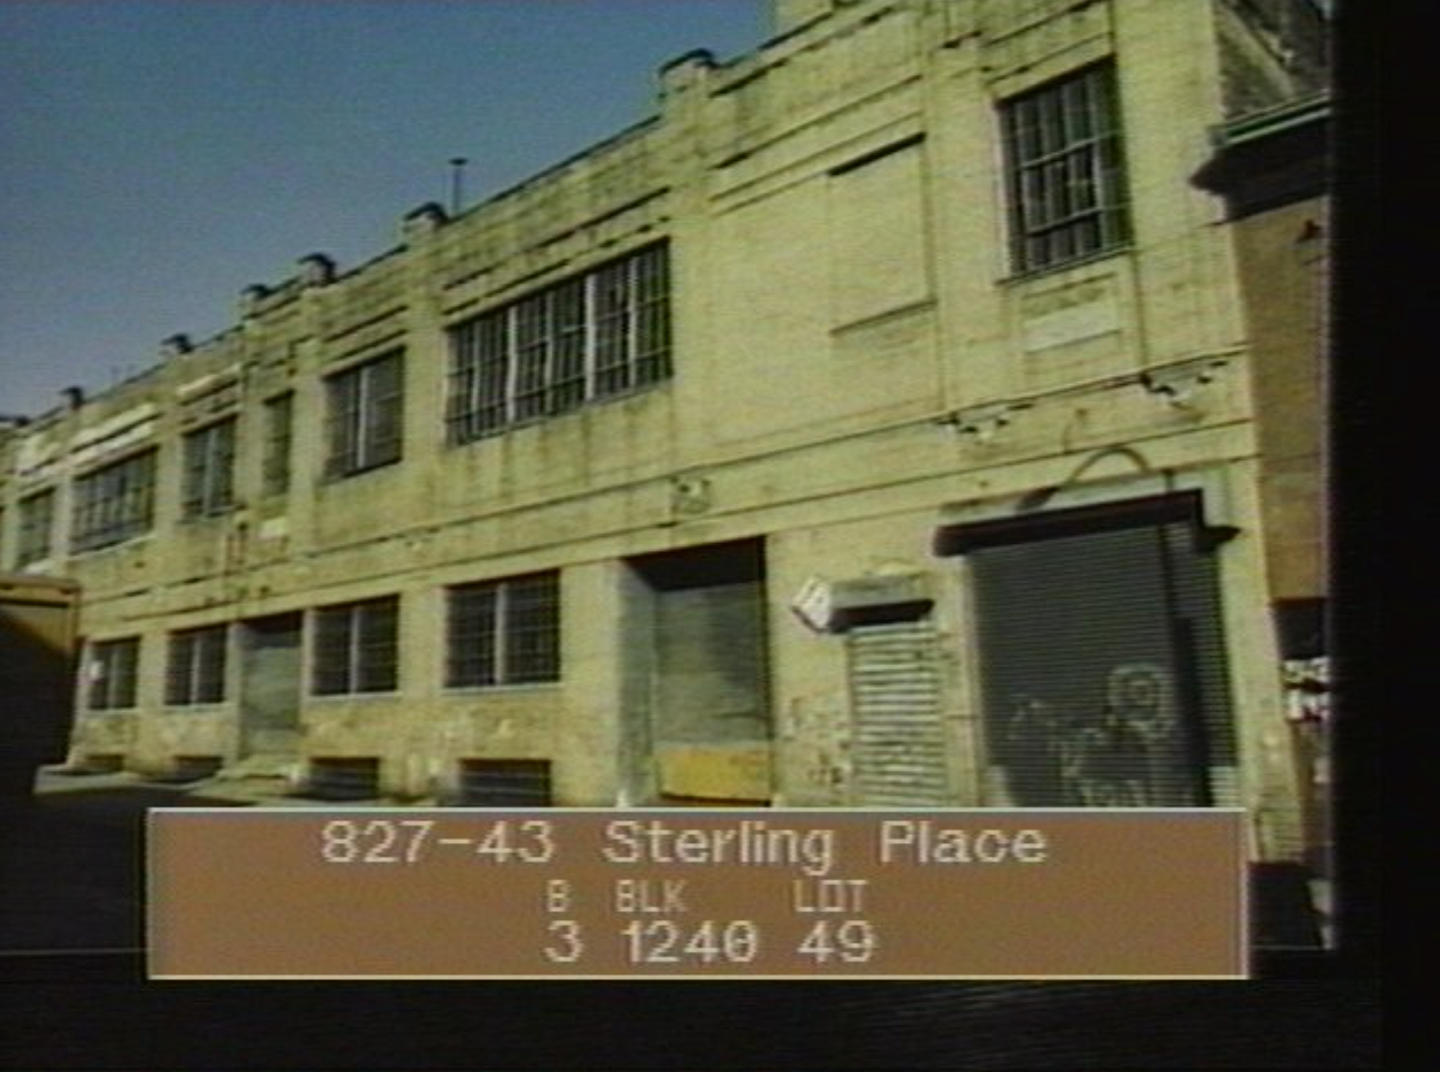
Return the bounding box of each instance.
[0,582,80,798]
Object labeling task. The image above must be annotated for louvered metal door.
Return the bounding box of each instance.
[847,619,950,805]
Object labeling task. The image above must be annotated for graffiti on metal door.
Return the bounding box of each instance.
[1008,664,1179,807]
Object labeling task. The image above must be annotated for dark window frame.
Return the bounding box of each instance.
[261,392,295,496]
[165,625,229,706]
[88,637,140,711]
[446,572,560,688]
[312,596,400,695]
[1000,62,1131,274]
[325,352,404,480]
[72,449,158,553]
[181,419,237,519]
[446,243,671,444]
[16,488,56,566]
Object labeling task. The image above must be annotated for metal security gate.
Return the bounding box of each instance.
[847,620,949,805]
[960,503,1237,809]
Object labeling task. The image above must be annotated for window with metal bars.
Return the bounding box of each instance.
[181,420,236,518]
[446,573,560,687]
[15,489,55,566]
[165,625,229,705]
[455,759,553,806]
[1000,63,1130,273]
[261,392,294,496]
[446,243,670,444]
[325,352,404,479]
[87,637,140,710]
[312,596,400,695]
[71,449,157,552]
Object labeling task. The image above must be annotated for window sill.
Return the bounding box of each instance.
[319,459,404,486]
[830,298,937,340]
[69,534,153,559]
[997,244,1134,288]
[447,379,672,450]
[176,516,235,532]
[308,691,402,702]
[443,682,562,695]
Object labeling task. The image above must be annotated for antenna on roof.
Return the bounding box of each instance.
[449,157,469,216]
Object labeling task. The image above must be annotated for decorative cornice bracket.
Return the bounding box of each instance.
[1140,356,1230,408]
[940,401,1031,444]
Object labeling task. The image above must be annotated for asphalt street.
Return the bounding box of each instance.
[0,779,244,954]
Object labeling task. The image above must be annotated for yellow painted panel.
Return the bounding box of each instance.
[657,743,772,802]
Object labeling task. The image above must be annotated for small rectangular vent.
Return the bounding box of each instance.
[302,757,381,800]
[148,755,224,784]
[454,759,552,806]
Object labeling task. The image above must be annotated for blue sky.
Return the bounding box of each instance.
[0,1,768,419]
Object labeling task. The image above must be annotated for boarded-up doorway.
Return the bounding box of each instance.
[239,612,303,757]
[625,539,771,804]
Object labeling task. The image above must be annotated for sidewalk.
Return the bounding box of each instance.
[32,765,425,808]
[32,767,187,797]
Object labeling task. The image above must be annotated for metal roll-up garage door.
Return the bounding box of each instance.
[654,580,769,744]
[848,619,949,806]
[966,511,1237,808]
[630,538,773,804]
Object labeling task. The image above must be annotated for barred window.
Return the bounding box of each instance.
[455,759,553,806]
[325,352,403,479]
[1000,63,1130,273]
[16,489,55,566]
[181,420,236,518]
[446,243,670,444]
[447,573,560,687]
[313,596,399,695]
[72,449,157,552]
[262,392,294,496]
[166,625,228,705]
[88,638,140,710]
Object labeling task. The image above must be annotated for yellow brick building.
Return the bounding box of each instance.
[0,0,1329,867]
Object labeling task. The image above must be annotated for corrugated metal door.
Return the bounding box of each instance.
[239,613,302,757]
[847,619,949,805]
[627,539,771,804]
[970,520,1236,808]
[654,581,769,743]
